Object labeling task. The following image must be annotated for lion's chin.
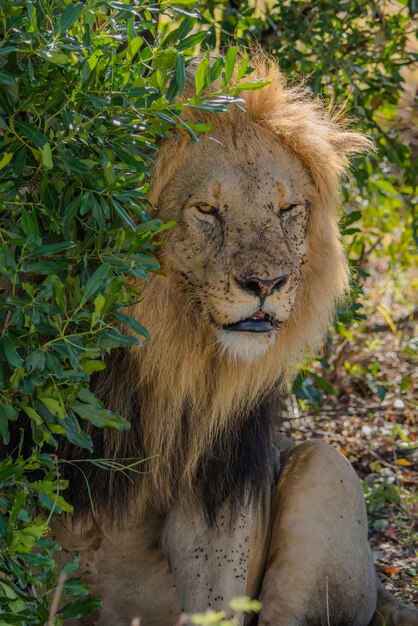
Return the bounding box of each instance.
[216,328,276,364]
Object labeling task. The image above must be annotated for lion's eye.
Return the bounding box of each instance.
[280,203,300,214]
[195,203,219,217]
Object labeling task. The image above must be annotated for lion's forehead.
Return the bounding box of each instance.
[183,130,313,209]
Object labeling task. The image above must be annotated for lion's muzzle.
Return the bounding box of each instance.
[235,273,289,301]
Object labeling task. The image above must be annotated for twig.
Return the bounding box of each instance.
[283,404,410,420]
[364,307,418,333]
[1,310,11,335]
[325,576,331,626]
[368,449,400,471]
[48,572,67,626]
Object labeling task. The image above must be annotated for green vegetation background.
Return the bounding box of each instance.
[0,1,416,623]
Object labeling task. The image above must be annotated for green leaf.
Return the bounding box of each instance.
[0,419,10,446]
[112,200,137,230]
[21,207,40,239]
[0,461,21,483]
[62,577,89,597]
[0,153,13,170]
[11,521,48,553]
[210,57,224,83]
[375,179,398,195]
[27,2,38,33]
[0,45,17,56]
[343,210,362,226]
[26,349,46,372]
[40,143,53,169]
[82,263,110,301]
[224,47,238,83]
[238,80,269,91]
[14,121,46,148]
[99,327,140,348]
[195,56,209,95]
[175,53,186,95]
[26,241,76,258]
[162,15,195,47]
[23,260,70,274]
[126,16,136,40]
[55,3,84,36]
[59,598,102,619]
[176,31,207,52]
[73,404,129,430]
[0,71,15,85]
[93,293,106,320]
[21,405,43,426]
[39,396,65,419]
[63,195,82,225]
[62,554,81,576]
[0,403,17,445]
[310,372,337,395]
[2,335,23,368]
[112,312,150,341]
[42,51,71,65]
[126,36,143,62]
[0,403,18,421]
[235,54,249,82]
[81,360,106,375]
[61,415,92,451]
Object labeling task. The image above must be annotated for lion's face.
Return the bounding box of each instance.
[158,123,315,363]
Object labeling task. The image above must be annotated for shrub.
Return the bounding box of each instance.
[0,2,263,621]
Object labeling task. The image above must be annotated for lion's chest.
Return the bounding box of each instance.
[54,497,272,626]
[55,512,181,626]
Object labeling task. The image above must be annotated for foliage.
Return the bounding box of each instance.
[0,1,265,622]
[0,0,417,623]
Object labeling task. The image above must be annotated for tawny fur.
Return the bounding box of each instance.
[92,53,372,516]
[51,54,418,626]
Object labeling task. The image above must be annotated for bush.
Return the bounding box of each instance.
[0,2,265,622]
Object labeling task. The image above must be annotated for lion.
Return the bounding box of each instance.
[53,54,418,626]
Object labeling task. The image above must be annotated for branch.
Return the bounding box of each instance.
[365,307,418,333]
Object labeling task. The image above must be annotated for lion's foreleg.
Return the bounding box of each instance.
[256,440,377,626]
[162,502,254,621]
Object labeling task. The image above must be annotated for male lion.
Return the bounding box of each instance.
[55,55,418,626]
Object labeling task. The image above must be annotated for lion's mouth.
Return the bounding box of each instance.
[222,310,275,333]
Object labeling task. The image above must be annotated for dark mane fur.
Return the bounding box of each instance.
[58,347,282,524]
[1,348,282,527]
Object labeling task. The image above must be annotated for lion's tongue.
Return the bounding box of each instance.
[224,311,273,333]
[250,310,267,320]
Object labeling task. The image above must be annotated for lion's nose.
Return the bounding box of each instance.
[236,274,288,299]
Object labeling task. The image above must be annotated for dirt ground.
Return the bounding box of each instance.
[282,322,417,606]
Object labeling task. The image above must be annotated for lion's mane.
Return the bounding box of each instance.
[64,54,371,522]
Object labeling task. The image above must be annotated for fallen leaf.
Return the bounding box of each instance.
[385,526,397,540]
